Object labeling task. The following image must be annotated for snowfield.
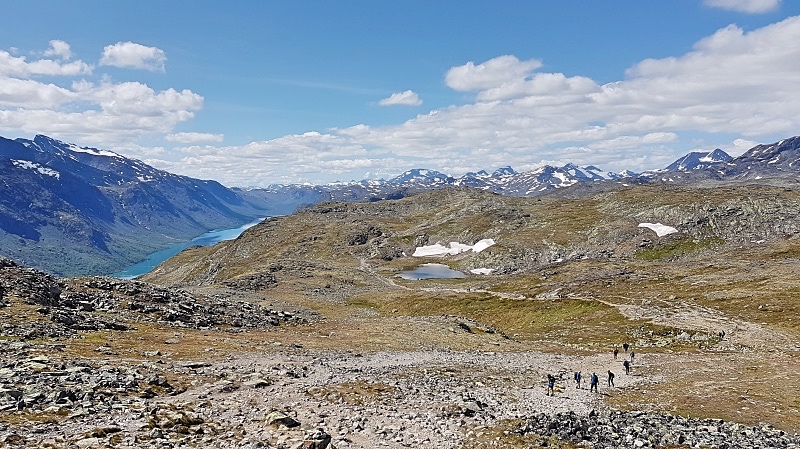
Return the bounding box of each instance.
[412,239,496,257]
[638,222,678,237]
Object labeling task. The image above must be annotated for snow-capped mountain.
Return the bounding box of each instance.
[666,149,733,172]
[712,136,800,179]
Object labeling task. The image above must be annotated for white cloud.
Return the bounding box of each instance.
[0,78,76,108]
[704,0,780,14]
[378,90,422,106]
[0,50,91,77]
[445,55,542,92]
[0,40,201,145]
[166,132,224,143]
[43,40,73,60]
[99,42,166,72]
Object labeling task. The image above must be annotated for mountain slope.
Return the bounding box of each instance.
[141,182,800,287]
[0,135,276,276]
[666,149,733,172]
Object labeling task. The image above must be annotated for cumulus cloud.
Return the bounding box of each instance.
[0,78,76,108]
[445,55,542,91]
[166,132,225,144]
[378,90,422,106]
[43,40,73,60]
[99,42,166,71]
[704,0,780,14]
[0,40,201,145]
[0,50,91,77]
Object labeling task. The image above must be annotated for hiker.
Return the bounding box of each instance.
[623,360,630,375]
[718,330,726,341]
[630,351,635,365]
[590,372,599,392]
[607,370,615,387]
[623,343,629,352]
[546,374,555,396]
[574,371,582,389]
[613,347,619,360]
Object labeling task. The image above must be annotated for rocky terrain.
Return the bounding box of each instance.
[3,183,800,448]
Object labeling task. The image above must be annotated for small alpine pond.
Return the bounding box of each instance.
[396,263,466,280]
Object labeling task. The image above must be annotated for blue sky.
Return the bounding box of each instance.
[2,0,800,186]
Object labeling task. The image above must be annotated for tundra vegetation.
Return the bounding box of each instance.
[2,184,799,448]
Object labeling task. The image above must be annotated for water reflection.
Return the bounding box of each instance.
[112,218,264,279]
[396,263,465,280]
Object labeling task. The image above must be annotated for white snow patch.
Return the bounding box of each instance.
[470,268,495,275]
[12,160,60,179]
[413,239,496,257]
[68,143,118,157]
[472,238,496,253]
[638,222,678,237]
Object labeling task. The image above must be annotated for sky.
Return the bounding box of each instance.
[2,0,800,187]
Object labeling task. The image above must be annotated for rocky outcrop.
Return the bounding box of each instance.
[0,258,310,340]
[517,410,799,448]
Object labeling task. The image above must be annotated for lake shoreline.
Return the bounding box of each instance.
[111,217,266,279]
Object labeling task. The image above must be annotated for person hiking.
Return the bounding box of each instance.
[630,351,635,365]
[623,343,629,352]
[574,371,582,389]
[607,370,615,387]
[546,374,555,396]
[590,373,599,392]
[623,360,631,375]
[613,347,619,360]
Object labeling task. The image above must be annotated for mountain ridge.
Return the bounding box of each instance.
[7,132,800,276]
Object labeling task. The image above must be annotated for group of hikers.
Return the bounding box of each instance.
[544,343,635,396]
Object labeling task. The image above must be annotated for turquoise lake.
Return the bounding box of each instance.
[112,218,265,279]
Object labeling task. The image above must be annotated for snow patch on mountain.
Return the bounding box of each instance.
[67,143,119,158]
[638,223,678,237]
[413,239,496,257]
[12,160,60,179]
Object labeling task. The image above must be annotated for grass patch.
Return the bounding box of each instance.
[635,237,723,261]
[346,290,662,350]
[605,353,800,434]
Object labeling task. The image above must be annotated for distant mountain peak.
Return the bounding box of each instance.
[492,166,516,177]
[31,134,121,159]
[666,149,732,172]
[390,168,453,184]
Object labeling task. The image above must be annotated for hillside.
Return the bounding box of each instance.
[141,184,800,431]
[0,135,285,276]
[3,183,800,447]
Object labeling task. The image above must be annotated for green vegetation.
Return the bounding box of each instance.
[635,237,724,260]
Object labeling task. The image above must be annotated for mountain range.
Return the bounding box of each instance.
[2,133,800,276]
